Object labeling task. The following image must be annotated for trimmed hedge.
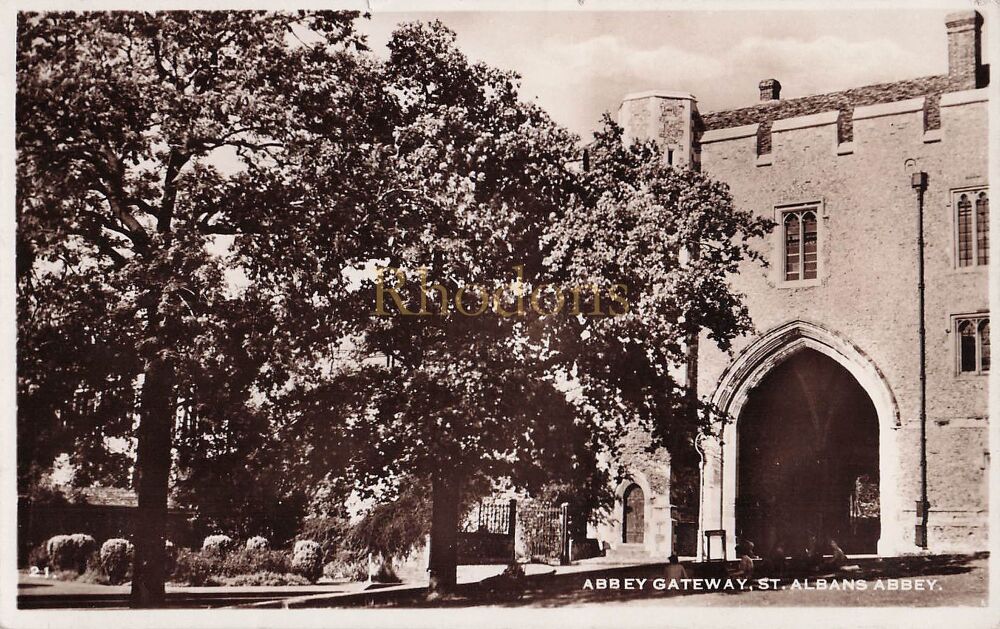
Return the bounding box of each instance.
[291,540,323,583]
[46,534,97,573]
[245,536,270,551]
[99,538,134,584]
[201,534,234,557]
[217,549,291,577]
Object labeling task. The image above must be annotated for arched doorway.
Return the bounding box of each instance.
[622,483,645,544]
[736,348,880,554]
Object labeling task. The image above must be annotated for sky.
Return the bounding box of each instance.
[357,9,987,140]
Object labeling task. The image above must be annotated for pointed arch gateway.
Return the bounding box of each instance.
[699,320,907,559]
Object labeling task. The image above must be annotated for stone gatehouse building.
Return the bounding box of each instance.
[593,11,990,560]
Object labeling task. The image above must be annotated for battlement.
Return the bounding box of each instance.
[619,11,989,172]
[697,87,987,169]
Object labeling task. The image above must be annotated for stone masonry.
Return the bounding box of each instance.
[598,11,990,559]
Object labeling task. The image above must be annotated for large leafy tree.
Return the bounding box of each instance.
[258,21,594,593]
[18,11,773,604]
[543,117,774,473]
[16,11,370,606]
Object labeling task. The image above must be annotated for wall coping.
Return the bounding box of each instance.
[853,96,926,121]
[940,88,989,107]
[771,110,840,133]
[620,90,697,104]
[700,123,758,144]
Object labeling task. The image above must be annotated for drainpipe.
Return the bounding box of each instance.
[695,435,705,561]
[912,171,930,549]
[719,430,725,544]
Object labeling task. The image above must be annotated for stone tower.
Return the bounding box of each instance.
[617,91,699,170]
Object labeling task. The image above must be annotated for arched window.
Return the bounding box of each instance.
[956,189,988,267]
[802,212,818,279]
[784,213,800,281]
[783,208,819,281]
[979,319,990,372]
[959,319,977,372]
[976,191,989,266]
[957,194,973,267]
[956,315,990,374]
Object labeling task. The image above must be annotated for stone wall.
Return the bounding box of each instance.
[696,90,989,552]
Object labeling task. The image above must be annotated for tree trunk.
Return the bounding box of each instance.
[427,472,460,595]
[129,354,175,608]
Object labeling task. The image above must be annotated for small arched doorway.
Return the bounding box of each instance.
[623,483,645,543]
[736,348,880,554]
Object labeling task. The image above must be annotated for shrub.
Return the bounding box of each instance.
[297,515,350,561]
[201,534,234,557]
[28,543,49,570]
[291,540,322,583]
[76,564,111,585]
[51,569,84,582]
[220,571,310,587]
[46,534,97,573]
[293,539,320,554]
[218,549,291,577]
[170,548,220,586]
[99,538,134,585]
[322,549,368,582]
[245,536,270,551]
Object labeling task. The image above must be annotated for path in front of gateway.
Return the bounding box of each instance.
[496,554,987,608]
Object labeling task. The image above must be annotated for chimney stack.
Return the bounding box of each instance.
[945,11,985,90]
[759,78,781,102]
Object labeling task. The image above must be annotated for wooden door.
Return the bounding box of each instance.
[623,484,644,544]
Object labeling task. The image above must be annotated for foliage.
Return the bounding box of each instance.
[323,550,369,582]
[76,564,112,585]
[16,10,369,603]
[291,540,323,583]
[296,515,351,562]
[167,547,306,585]
[541,116,774,454]
[201,534,235,557]
[27,543,49,570]
[19,474,79,505]
[169,549,220,586]
[17,10,773,598]
[46,534,97,573]
[245,536,270,551]
[268,18,584,494]
[220,572,310,587]
[217,549,291,577]
[373,561,401,584]
[344,477,433,560]
[99,538,135,584]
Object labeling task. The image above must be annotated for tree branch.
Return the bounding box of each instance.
[158,149,189,233]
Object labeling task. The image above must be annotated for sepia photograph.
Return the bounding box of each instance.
[2,2,997,627]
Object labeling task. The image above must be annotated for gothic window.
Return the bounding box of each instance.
[976,191,989,266]
[956,189,989,267]
[957,315,990,374]
[783,208,819,281]
[980,319,990,372]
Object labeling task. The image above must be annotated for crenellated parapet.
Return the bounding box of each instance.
[697,88,987,171]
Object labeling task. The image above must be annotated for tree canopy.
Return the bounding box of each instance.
[16,11,772,601]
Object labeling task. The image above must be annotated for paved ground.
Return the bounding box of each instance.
[17,554,988,609]
[492,555,989,608]
[16,563,559,608]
